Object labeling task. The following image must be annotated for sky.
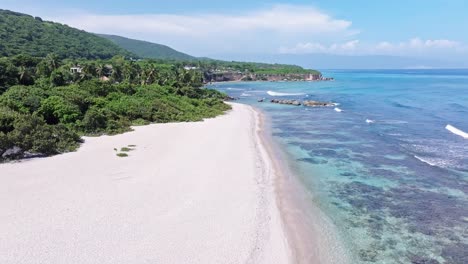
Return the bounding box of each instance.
[2,0,468,66]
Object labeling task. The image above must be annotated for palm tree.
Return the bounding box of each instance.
[44,53,59,73]
[96,64,105,78]
[80,63,95,81]
[122,62,133,82]
[111,64,123,83]
[18,66,27,84]
[145,68,157,85]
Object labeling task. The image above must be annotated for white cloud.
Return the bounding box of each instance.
[42,5,354,55]
[279,40,360,54]
[375,38,462,53]
[280,38,465,58]
[51,5,352,36]
[6,2,465,59]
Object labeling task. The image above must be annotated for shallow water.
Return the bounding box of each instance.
[211,69,468,264]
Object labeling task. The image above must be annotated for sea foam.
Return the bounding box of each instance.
[334,107,343,112]
[414,155,436,166]
[445,124,468,139]
[267,91,305,96]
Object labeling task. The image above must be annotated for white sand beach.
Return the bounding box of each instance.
[0,103,291,264]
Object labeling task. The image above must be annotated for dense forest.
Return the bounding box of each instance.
[99,34,195,61]
[0,10,132,59]
[0,54,230,161]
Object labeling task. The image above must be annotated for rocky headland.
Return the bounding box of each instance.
[205,72,334,83]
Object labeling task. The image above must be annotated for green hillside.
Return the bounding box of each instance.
[99,34,195,61]
[0,9,132,59]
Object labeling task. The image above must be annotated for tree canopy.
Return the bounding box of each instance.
[0,54,230,161]
[0,9,133,59]
[99,34,195,61]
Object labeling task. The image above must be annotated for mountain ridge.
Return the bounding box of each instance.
[98,34,195,61]
[0,9,132,59]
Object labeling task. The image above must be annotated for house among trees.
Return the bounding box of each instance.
[184,66,198,70]
[70,66,82,74]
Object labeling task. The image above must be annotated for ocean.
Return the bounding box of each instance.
[210,69,468,264]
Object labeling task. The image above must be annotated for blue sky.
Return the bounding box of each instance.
[2,0,468,64]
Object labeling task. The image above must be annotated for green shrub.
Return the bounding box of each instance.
[116,153,128,157]
[6,114,81,156]
[81,106,109,133]
[0,85,46,113]
[39,96,82,124]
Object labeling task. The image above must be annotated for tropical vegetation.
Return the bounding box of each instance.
[99,34,195,61]
[0,9,132,59]
[0,8,321,161]
[0,54,230,161]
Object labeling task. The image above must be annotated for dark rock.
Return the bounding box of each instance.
[23,152,47,159]
[358,249,378,262]
[270,99,301,106]
[2,146,22,159]
[224,96,237,101]
[409,255,440,264]
[303,100,336,107]
[297,157,328,164]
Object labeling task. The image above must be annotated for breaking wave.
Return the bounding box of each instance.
[414,155,436,166]
[334,107,343,112]
[267,91,306,96]
[446,124,468,139]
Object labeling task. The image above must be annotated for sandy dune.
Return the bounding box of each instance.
[0,103,290,264]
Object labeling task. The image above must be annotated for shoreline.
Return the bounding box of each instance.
[0,103,291,264]
[207,78,334,85]
[255,106,351,263]
[0,102,348,263]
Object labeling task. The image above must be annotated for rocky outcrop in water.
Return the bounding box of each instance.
[270,99,301,106]
[302,100,336,107]
[205,72,324,83]
[270,99,335,107]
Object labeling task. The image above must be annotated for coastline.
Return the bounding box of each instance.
[0,103,291,264]
[256,107,351,263]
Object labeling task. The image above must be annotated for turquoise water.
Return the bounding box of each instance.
[211,69,468,263]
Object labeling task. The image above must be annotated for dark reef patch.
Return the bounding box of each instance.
[332,181,468,263]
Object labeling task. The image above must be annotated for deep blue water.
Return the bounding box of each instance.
[210,69,468,264]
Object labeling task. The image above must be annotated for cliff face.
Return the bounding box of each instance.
[204,72,322,82]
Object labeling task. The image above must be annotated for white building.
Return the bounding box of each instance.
[70,66,82,74]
